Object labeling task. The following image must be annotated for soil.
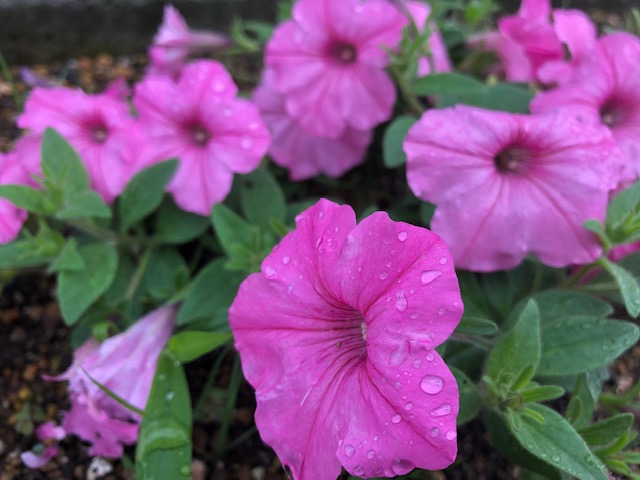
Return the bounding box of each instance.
[0,52,639,480]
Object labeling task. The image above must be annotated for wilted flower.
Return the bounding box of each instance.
[148,4,232,78]
[265,0,407,138]
[0,152,29,244]
[531,33,640,181]
[17,87,146,203]
[404,106,623,271]
[46,307,176,457]
[20,422,65,469]
[135,60,270,215]
[230,199,462,479]
[254,71,372,180]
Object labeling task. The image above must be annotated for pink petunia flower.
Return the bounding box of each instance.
[265,0,407,138]
[254,71,372,180]
[469,0,596,84]
[405,1,452,76]
[134,60,270,215]
[230,199,463,479]
[20,421,65,469]
[46,307,176,457]
[404,106,623,272]
[148,4,232,78]
[17,87,147,203]
[0,152,29,244]
[531,33,640,182]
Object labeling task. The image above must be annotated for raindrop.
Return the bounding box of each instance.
[410,313,420,319]
[344,444,356,458]
[439,257,447,265]
[241,137,253,149]
[166,391,175,401]
[420,270,442,285]
[379,272,389,280]
[438,307,446,316]
[282,255,291,265]
[386,261,393,268]
[373,435,380,441]
[287,282,296,294]
[430,403,452,417]
[391,459,414,476]
[180,465,191,476]
[391,414,402,424]
[404,402,413,411]
[420,375,444,394]
[430,427,439,437]
[395,290,408,312]
[367,450,375,459]
[551,454,560,462]
[446,431,457,441]
[397,231,408,242]
[265,266,277,278]
[412,359,421,369]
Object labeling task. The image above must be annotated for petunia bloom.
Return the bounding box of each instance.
[135,60,270,215]
[230,199,463,479]
[0,152,29,244]
[148,4,232,78]
[20,422,65,469]
[254,71,372,180]
[46,307,176,457]
[265,0,407,138]
[404,106,623,272]
[531,33,640,182]
[17,87,146,203]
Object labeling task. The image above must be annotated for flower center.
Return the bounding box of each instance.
[494,146,530,174]
[91,126,109,143]
[600,100,623,128]
[188,124,211,146]
[329,41,357,64]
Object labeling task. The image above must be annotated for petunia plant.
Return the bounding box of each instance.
[0,0,639,479]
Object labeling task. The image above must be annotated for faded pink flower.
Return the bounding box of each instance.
[230,199,462,479]
[148,4,232,78]
[135,60,270,215]
[0,152,29,244]
[46,307,176,457]
[254,72,372,180]
[20,422,65,469]
[404,107,623,271]
[405,1,452,76]
[265,0,407,138]
[17,87,146,203]
[531,33,640,182]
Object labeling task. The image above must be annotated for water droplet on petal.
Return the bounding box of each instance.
[438,307,446,316]
[439,256,447,265]
[426,351,435,361]
[344,444,356,458]
[379,272,389,280]
[446,431,457,440]
[404,402,413,411]
[367,449,375,459]
[430,403,452,417]
[430,427,440,437]
[391,459,414,476]
[264,266,277,278]
[397,231,408,242]
[353,465,365,476]
[373,435,380,441]
[395,290,408,312]
[282,255,291,265]
[420,375,444,394]
[410,313,419,319]
[421,270,442,285]
[241,137,254,149]
[391,414,402,424]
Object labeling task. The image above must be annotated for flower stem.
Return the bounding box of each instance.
[450,331,493,351]
[216,353,243,460]
[562,262,598,289]
[124,248,152,301]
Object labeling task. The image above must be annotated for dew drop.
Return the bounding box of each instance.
[386,261,393,268]
[397,231,408,242]
[420,375,444,394]
[439,257,447,265]
[373,435,380,441]
[430,427,440,437]
[282,255,291,265]
[420,270,442,285]
[438,307,446,316]
[180,465,191,476]
[353,465,365,476]
[412,359,421,369]
[391,414,402,424]
[379,272,389,280]
[404,402,413,411]
[395,290,408,312]
[367,449,375,459]
[248,121,259,131]
[410,313,420,319]
[344,444,356,458]
[430,403,452,417]
[264,266,277,278]
[551,454,560,462]
[391,459,414,476]
[446,431,457,441]
[166,391,175,401]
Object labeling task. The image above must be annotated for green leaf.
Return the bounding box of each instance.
[509,403,608,480]
[56,190,111,219]
[80,367,144,416]
[211,203,260,255]
[606,179,640,232]
[532,290,613,324]
[57,243,118,325]
[177,259,244,327]
[486,300,540,382]
[168,331,232,363]
[451,367,481,424]
[0,184,47,214]
[482,271,513,322]
[537,316,639,376]
[520,385,565,404]
[48,238,85,272]
[142,248,189,301]
[135,350,192,480]
[0,241,55,268]
[599,258,640,318]
[239,166,286,230]
[578,414,634,447]
[463,83,534,113]
[382,115,416,168]
[456,316,498,336]
[118,159,178,231]
[154,198,210,244]
[41,128,90,192]
[413,72,485,96]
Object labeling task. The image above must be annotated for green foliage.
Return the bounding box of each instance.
[135,350,192,480]
[451,367,481,424]
[238,165,286,230]
[154,198,210,244]
[598,257,640,318]
[41,128,90,192]
[168,331,232,363]
[382,115,416,168]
